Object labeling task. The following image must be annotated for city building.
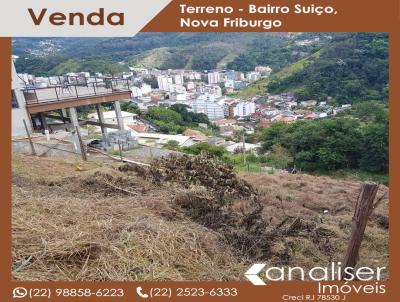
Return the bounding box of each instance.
[246,72,261,82]
[130,83,152,97]
[207,71,223,84]
[157,75,173,91]
[233,102,256,117]
[255,65,273,76]
[191,99,224,120]
[173,74,184,85]
[226,70,236,81]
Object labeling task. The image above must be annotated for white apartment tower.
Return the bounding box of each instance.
[207,72,222,84]
[191,99,224,120]
[233,102,256,117]
[157,75,173,91]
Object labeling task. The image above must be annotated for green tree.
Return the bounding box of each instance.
[120,102,141,115]
[359,121,388,172]
[267,144,293,169]
[182,142,227,157]
[146,107,183,125]
[170,104,210,125]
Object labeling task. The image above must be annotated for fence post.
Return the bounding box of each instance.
[75,126,87,161]
[118,140,123,162]
[342,181,379,279]
[23,119,36,156]
[242,132,246,165]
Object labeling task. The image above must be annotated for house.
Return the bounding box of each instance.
[280,116,297,123]
[213,118,236,127]
[218,126,236,137]
[133,133,197,148]
[261,108,280,116]
[246,71,261,82]
[255,66,272,76]
[225,142,260,154]
[271,115,296,123]
[88,110,137,125]
[207,136,226,146]
[249,112,264,119]
[88,110,139,133]
[127,124,147,133]
[300,100,318,107]
[294,109,314,119]
[304,112,318,120]
[258,120,273,128]
[182,129,208,141]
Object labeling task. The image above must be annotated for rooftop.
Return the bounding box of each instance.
[88,110,137,120]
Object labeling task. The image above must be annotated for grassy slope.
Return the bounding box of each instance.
[48,58,129,75]
[233,50,322,98]
[12,154,388,281]
[128,45,243,70]
[127,48,172,69]
[216,53,239,69]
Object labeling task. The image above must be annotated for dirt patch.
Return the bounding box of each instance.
[120,154,257,203]
[81,171,149,196]
[173,187,338,264]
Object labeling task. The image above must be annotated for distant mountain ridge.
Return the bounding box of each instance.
[12,32,328,75]
[13,33,388,105]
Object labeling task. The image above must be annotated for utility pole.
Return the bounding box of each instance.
[242,131,246,165]
[118,139,123,162]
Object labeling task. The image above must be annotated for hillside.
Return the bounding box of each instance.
[13,33,268,75]
[234,50,322,98]
[13,32,326,75]
[240,33,388,103]
[12,153,388,281]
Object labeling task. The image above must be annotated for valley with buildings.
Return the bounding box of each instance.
[11,32,389,281]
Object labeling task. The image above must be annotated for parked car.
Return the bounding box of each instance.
[87,139,104,150]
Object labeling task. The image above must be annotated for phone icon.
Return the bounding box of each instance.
[136,286,149,299]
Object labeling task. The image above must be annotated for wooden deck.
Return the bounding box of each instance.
[25,87,132,114]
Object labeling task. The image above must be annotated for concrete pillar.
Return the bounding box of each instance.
[61,108,68,122]
[39,112,49,131]
[113,100,125,130]
[68,107,80,128]
[31,115,38,130]
[95,104,108,142]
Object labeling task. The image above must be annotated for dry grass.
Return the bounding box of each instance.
[241,172,389,277]
[12,154,389,281]
[12,155,247,281]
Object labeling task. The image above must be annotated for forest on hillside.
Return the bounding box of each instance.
[266,33,388,104]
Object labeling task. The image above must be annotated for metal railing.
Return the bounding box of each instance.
[22,76,132,104]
